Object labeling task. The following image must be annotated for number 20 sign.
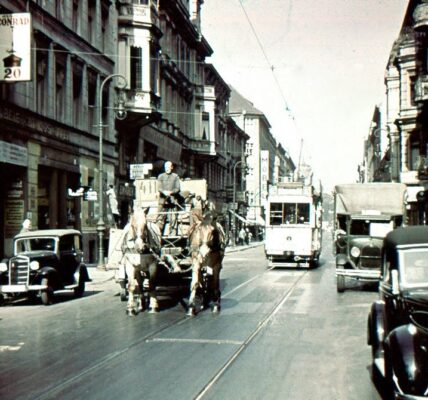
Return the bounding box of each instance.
[0,13,31,82]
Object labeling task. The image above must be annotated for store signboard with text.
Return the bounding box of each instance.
[0,13,31,82]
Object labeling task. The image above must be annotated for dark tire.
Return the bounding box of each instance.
[40,278,54,305]
[337,275,345,293]
[0,293,5,306]
[74,274,85,298]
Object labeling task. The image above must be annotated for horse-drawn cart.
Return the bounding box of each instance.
[108,178,224,315]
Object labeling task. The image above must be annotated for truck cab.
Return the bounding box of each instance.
[333,183,407,293]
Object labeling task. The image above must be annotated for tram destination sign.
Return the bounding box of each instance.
[0,13,31,82]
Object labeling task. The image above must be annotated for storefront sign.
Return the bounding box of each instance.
[130,163,152,179]
[0,13,31,82]
[260,150,269,202]
[4,199,24,236]
[0,140,27,166]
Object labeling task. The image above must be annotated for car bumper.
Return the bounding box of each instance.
[336,268,380,280]
[395,393,427,399]
[0,284,47,293]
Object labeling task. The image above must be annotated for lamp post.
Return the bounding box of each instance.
[97,74,127,269]
[232,160,245,246]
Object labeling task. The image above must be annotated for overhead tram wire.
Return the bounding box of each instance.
[237,0,294,118]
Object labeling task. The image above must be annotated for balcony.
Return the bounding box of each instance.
[415,75,428,102]
[186,138,216,157]
[127,89,160,115]
[117,1,159,27]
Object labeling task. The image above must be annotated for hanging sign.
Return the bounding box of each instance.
[0,13,32,82]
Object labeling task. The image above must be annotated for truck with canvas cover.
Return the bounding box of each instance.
[334,183,407,292]
[264,181,323,268]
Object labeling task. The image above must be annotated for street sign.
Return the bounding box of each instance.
[130,163,153,179]
[84,190,98,201]
[0,13,31,82]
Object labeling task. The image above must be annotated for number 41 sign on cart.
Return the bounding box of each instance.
[0,13,31,82]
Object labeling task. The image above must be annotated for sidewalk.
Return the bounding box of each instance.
[86,241,264,285]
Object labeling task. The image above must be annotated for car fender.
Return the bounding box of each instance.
[75,264,90,283]
[336,253,354,268]
[37,267,60,289]
[386,324,428,396]
[368,300,386,348]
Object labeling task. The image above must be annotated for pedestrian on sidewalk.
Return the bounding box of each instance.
[238,227,246,245]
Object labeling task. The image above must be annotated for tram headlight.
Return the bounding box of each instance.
[350,246,361,258]
[0,262,7,272]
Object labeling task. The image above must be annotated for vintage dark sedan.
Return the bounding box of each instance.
[0,229,90,305]
[367,225,428,399]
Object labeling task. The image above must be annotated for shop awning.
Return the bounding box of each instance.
[230,210,265,226]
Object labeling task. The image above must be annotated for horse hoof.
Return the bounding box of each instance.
[212,305,221,313]
[186,306,196,316]
[148,307,159,314]
[126,309,137,316]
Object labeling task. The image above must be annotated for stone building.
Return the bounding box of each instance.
[228,86,277,228]
[379,0,428,224]
[0,0,119,260]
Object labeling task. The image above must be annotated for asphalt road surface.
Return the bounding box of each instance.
[0,237,387,400]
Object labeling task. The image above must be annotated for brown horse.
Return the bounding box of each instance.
[122,208,162,315]
[187,210,226,316]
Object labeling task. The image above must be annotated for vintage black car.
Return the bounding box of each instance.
[0,229,90,305]
[367,225,428,398]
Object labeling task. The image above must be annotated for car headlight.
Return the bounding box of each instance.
[350,246,361,258]
[30,261,40,271]
[0,262,7,272]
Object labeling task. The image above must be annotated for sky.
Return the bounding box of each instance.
[201,0,409,192]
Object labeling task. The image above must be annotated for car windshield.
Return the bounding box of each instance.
[15,237,56,253]
[349,219,392,237]
[400,249,428,288]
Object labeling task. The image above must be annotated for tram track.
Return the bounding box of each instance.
[194,269,308,400]
[33,265,282,400]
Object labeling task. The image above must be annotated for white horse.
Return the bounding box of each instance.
[122,208,162,315]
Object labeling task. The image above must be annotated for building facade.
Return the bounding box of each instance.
[0,0,119,260]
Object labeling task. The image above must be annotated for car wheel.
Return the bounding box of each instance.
[74,274,85,298]
[40,278,54,305]
[337,275,345,293]
[0,293,4,306]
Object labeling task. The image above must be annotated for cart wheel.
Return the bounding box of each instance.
[337,275,345,293]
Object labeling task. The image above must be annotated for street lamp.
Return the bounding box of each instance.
[97,74,128,269]
[232,160,245,246]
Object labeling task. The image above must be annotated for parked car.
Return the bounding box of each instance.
[367,226,428,398]
[0,229,90,305]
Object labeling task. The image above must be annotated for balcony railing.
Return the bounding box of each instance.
[187,139,216,156]
[118,1,159,26]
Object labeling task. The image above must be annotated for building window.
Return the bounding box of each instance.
[101,4,109,53]
[88,0,96,45]
[36,46,48,114]
[130,46,143,90]
[55,61,65,120]
[73,62,83,127]
[409,74,417,107]
[72,0,80,33]
[87,70,97,133]
[409,134,420,170]
[202,112,209,140]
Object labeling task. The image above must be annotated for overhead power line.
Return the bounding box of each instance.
[237,0,294,118]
